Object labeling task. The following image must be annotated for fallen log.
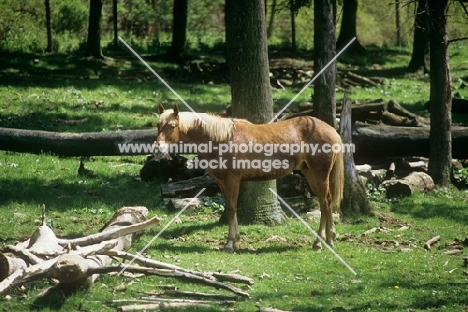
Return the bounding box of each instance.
[382,171,435,198]
[2,124,468,162]
[0,127,157,156]
[352,125,468,162]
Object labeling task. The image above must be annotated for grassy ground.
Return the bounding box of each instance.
[1,45,468,311]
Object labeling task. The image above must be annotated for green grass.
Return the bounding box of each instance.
[1,152,467,311]
[1,45,468,311]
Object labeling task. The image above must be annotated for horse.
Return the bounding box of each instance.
[155,104,344,252]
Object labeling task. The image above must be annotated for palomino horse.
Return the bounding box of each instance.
[156,104,344,251]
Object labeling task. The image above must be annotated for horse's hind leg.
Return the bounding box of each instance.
[216,175,241,252]
[301,169,334,251]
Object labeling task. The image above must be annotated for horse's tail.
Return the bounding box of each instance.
[330,146,344,210]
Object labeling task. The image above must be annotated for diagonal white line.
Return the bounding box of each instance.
[268,188,357,276]
[118,36,206,124]
[117,188,206,275]
[268,37,357,124]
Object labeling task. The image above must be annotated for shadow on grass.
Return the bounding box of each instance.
[0,173,161,213]
[390,192,468,225]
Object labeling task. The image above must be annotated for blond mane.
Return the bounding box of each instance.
[159,110,249,142]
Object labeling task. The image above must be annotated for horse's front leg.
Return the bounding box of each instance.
[216,175,241,252]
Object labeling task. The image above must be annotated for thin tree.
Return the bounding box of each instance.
[225,0,286,226]
[44,0,53,53]
[336,0,365,54]
[313,0,337,127]
[113,0,118,48]
[85,0,104,59]
[407,0,429,72]
[427,0,452,186]
[166,0,188,61]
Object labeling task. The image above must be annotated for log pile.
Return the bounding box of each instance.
[0,205,253,308]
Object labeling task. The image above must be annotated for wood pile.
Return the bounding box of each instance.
[0,206,253,309]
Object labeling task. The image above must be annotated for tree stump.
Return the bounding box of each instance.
[339,97,372,214]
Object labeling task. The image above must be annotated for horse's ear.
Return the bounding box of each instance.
[173,105,179,118]
[158,103,165,114]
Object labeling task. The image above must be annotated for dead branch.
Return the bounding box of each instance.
[118,301,212,312]
[56,214,160,248]
[211,272,255,285]
[424,235,441,250]
[89,264,251,298]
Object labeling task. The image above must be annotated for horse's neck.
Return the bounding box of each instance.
[180,128,211,145]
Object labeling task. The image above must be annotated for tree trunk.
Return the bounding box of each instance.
[336,0,365,54]
[166,0,188,61]
[427,0,452,186]
[395,0,401,46]
[113,0,118,48]
[313,0,337,127]
[339,97,371,214]
[85,0,104,59]
[44,0,53,53]
[407,0,429,72]
[225,0,285,226]
[267,0,277,38]
[290,1,296,52]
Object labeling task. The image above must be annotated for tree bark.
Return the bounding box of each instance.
[290,0,296,52]
[113,0,118,48]
[44,0,53,53]
[427,0,452,186]
[336,0,365,54]
[383,171,435,198]
[166,0,188,61]
[339,97,372,214]
[85,0,104,59]
[313,0,337,127]
[0,127,157,156]
[408,0,429,72]
[267,0,277,38]
[352,125,467,162]
[225,0,285,226]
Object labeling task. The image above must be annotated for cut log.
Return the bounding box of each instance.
[345,71,379,87]
[0,127,157,156]
[161,174,220,198]
[166,198,204,210]
[382,171,435,198]
[381,111,419,127]
[352,125,468,162]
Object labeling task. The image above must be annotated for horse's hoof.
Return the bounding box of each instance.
[312,244,322,251]
[224,241,235,252]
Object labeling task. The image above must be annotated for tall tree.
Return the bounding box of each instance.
[407,0,429,72]
[336,0,365,54]
[166,0,188,61]
[85,0,104,59]
[44,0,53,53]
[427,0,452,185]
[225,0,286,226]
[112,0,118,48]
[313,0,337,127]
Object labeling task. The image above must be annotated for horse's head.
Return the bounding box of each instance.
[154,104,181,155]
